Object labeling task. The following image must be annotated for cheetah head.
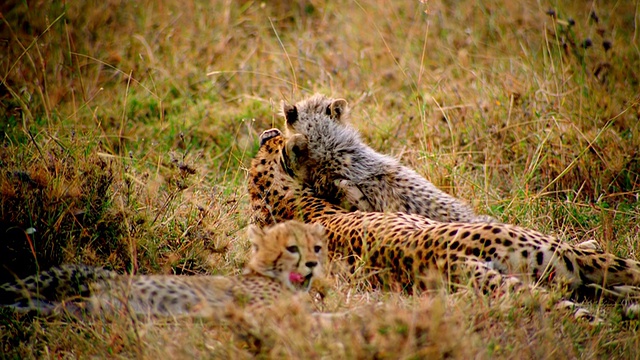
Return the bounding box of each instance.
[246,220,326,292]
[280,93,361,169]
[282,94,350,148]
[282,93,349,130]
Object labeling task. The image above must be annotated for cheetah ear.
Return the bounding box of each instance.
[328,99,348,122]
[311,223,325,238]
[283,103,298,126]
[248,225,265,250]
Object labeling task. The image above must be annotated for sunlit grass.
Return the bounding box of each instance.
[1,0,639,358]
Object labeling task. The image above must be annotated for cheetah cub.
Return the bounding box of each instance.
[0,220,326,317]
[283,93,495,223]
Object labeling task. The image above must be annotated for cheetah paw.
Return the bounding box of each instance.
[259,128,283,146]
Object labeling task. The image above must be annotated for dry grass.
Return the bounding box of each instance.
[1,0,639,358]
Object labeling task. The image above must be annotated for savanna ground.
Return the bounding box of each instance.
[1,0,639,358]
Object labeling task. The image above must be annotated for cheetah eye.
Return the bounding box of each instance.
[314,245,322,253]
[286,245,299,254]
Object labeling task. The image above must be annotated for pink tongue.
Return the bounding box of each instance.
[289,272,304,283]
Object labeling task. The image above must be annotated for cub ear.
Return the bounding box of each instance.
[311,223,325,238]
[328,99,349,122]
[248,225,266,249]
[282,103,299,125]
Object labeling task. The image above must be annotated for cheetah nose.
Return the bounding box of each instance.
[305,261,318,269]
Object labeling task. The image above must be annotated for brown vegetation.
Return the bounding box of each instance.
[1,0,638,358]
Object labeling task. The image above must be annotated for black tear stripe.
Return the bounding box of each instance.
[272,252,284,271]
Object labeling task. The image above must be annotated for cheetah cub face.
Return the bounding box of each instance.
[247,221,326,291]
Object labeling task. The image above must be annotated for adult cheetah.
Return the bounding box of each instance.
[0,221,326,317]
[282,93,494,223]
[249,129,640,310]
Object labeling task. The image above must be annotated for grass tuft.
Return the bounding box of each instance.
[1,0,639,357]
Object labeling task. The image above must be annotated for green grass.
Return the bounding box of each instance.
[1,0,639,358]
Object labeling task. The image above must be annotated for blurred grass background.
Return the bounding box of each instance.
[1,0,639,358]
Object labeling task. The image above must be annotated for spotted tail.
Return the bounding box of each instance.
[0,264,116,313]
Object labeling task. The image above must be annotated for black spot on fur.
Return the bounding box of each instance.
[563,255,574,273]
[403,257,414,270]
[393,252,401,269]
[370,250,379,265]
[582,263,594,273]
[615,258,627,268]
[608,265,622,273]
[578,269,591,285]
[536,252,544,266]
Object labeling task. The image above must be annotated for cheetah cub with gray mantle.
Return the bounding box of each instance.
[283,93,495,223]
[0,221,326,317]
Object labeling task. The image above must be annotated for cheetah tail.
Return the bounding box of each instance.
[0,264,116,313]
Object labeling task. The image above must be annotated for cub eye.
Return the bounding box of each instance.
[286,245,299,254]
[314,245,322,253]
